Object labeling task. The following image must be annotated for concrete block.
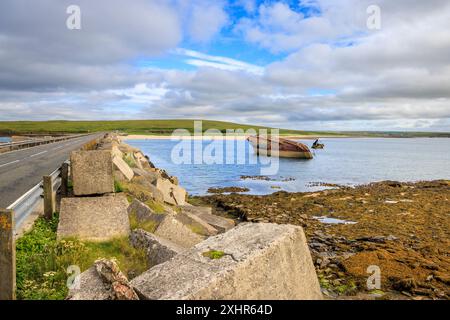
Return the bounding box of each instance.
[127,199,166,226]
[132,168,160,184]
[131,223,322,300]
[134,152,152,170]
[112,146,123,159]
[123,181,164,204]
[130,229,184,266]
[175,211,218,236]
[180,205,235,233]
[156,178,187,206]
[71,150,114,196]
[113,155,134,181]
[67,267,111,300]
[154,214,205,249]
[57,194,130,241]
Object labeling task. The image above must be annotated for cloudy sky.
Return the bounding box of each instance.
[0,0,449,131]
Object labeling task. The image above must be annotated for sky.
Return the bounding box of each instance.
[0,0,449,131]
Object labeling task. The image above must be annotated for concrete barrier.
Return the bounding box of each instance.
[57,194,130,241]
[154,214,205,248]
[130,229,184,266]
[131,223,323,300]
[155,178,187,206]
[113,155,134,181]
[71,150,114,196]
[180,205,235,233]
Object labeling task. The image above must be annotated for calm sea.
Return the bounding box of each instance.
[127,138,450,195]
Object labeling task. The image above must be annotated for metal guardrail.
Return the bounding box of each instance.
[7,162,67,230]
[0,134,88,153]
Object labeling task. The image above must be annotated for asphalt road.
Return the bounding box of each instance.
[0,133,103,208]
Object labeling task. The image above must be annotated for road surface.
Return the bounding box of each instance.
[0,133,103,208]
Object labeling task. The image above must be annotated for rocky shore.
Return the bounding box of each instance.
[195,180,450,300]
[52,134,322,300]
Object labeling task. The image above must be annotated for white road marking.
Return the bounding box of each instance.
[0,160,20,168]
[30,150,47,158]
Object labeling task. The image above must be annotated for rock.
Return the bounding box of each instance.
[57,194,130,241]
[393,278,417,292]
[179,205,235,233]
[112,155,134,181]
[71,150,114,196]
[131,223,322,300]
[67,267,111,300]
[154,214,205,248]
[127,199,166,225]
[94,259,139,300]
[156,178,187,205]
[130,229,184,266]
[356,235,398,243]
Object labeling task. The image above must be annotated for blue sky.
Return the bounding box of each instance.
[0,0,449,131]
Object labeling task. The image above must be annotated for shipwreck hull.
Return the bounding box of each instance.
[247,136,313,159]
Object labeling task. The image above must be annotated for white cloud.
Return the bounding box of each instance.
[175,48,264,75]
[0,0,449,132]
[185,1,228,42]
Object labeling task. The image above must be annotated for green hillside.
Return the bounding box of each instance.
[0,119,336,136]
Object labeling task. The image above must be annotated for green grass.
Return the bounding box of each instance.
[16,214,147,300]
[0,119,339,136]
[114,180,124,193]
[123,153,137,168]
[145,199,166,214]
[0,119,448,137]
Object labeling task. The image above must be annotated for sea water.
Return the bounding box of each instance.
[127,138,450,195]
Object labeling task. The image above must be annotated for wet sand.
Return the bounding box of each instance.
[195,180,450,300]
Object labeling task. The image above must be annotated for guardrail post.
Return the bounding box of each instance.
[61,162,69,196]
[43,176,55,219]
[0,209,16,300]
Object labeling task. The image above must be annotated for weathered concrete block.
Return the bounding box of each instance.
[130,229,184,266]
[58,194,130,241]
[67,267,111,300]
[127,199,166,226]
[123,181,164,204]
[113,155,134,181]
[112,146,124,159]
[131,223,322,300]
[154,214,205,249]
[156,178,187,205]
[175,211,218,236]
[132,168,160,184]
[180,205,235,233]
[71,150,114,196]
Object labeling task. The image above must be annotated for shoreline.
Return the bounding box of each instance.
[195,179,450,300]
[121,134,353,141]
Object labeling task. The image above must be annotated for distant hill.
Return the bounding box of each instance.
[0,119,338,136]
[0,120,448,137]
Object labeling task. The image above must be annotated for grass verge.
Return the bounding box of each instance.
[16,213,147,300]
